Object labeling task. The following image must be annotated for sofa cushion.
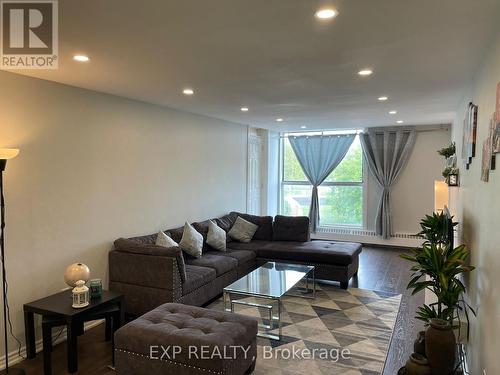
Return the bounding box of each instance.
[231,212,273,241]
[204,249,256,265]
[214,212,238,233]
[185,253,238,276]
[191,220,210,240]
[182,265,216,295]
[255,240,362,266]
[226,240,269,252]
[114,238,187,283]
[127,233,157,245]
[273,215,310,242]
[165,226,184,243]
[228,216,259,243]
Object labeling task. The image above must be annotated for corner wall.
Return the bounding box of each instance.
[0,71,248,362]
[449,30,500,374]
[366,127,452,234]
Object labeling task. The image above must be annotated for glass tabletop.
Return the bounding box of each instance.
[224,262,314,298]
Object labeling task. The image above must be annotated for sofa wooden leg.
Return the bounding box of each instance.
[340,281,349,290]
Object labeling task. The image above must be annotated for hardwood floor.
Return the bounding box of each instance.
[352,247,425,375]
[14,246,423,374]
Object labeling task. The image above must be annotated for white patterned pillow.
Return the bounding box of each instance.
[206,220,227,252]
[155,231,178,248]
[179,222,203,258]
[228,216,259,243]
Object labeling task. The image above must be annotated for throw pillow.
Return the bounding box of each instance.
[179,222,203,258]
[155,231,178,248]
[230,212,273,240]
[206,220,227,252]
[228,216,259,243]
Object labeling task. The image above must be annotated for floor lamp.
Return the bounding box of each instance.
[0,149,24,375]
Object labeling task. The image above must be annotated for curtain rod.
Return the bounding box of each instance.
[280,124,450,137]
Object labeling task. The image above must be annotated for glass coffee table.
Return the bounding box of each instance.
[223,262,315,340]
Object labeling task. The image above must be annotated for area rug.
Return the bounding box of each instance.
[207,284,401,375]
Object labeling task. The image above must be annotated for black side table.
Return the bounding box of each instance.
[24,290,124,374]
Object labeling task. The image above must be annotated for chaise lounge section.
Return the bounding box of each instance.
[109,212,362,317]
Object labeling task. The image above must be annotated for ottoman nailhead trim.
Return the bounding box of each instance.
[115,349,224,374]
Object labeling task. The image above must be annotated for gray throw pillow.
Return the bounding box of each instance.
[155,231,178,248]
[179,222,203,258]
[206,220,227,252]
[228,216,259,243]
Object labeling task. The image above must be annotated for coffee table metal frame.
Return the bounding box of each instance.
[223,263,315,341]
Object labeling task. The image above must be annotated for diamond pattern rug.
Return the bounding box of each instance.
[207,284,401,375]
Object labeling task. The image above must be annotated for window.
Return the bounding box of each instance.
[280,133,364,227]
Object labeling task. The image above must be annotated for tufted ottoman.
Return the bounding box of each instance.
[114,303,258,375]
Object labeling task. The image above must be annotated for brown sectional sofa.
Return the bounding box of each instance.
[109,212,362,317]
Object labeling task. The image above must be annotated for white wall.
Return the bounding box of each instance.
[0,71,247,361]
[366,127,452,234]
[449,30,500,375]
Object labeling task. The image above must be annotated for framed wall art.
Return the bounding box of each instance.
[493,82,500,154]
[462,102,478,169]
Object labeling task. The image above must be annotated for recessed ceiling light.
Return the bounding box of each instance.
[315,8,338,20]
[183,88,194,95]
[276,118,283,122]
[397,120,404,124]
[300,126,307,129]
[378,96,389,101]
[73,55,89,62]
[358,69,373,76]
[389,110,397,115]
[240,107,249,112]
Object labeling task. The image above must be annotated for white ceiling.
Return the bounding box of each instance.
[13,0,500,131]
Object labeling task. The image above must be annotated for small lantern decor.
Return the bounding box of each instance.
[72,280,90,308]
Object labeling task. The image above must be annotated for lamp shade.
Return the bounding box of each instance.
[0,149,19,160]
[64,263,91,287]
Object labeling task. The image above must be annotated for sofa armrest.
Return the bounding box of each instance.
[113,238,186,283]
[273,215,310,242]
[109,250,183,291]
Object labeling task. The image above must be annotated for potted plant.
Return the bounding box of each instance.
[400,212,475,374]
[438,143,459,185]
[437,142,456,159]
[417,212,457,247]
[401,242,474,325]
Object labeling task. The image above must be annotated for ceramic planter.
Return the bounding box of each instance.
[413,331,426,356]
[425,319,456,375]
[405,353,431,375]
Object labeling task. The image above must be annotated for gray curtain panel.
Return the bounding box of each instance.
[360,127,417,239]
[289,134,355,232]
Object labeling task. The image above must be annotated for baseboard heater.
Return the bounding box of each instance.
[316,226,424,240]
